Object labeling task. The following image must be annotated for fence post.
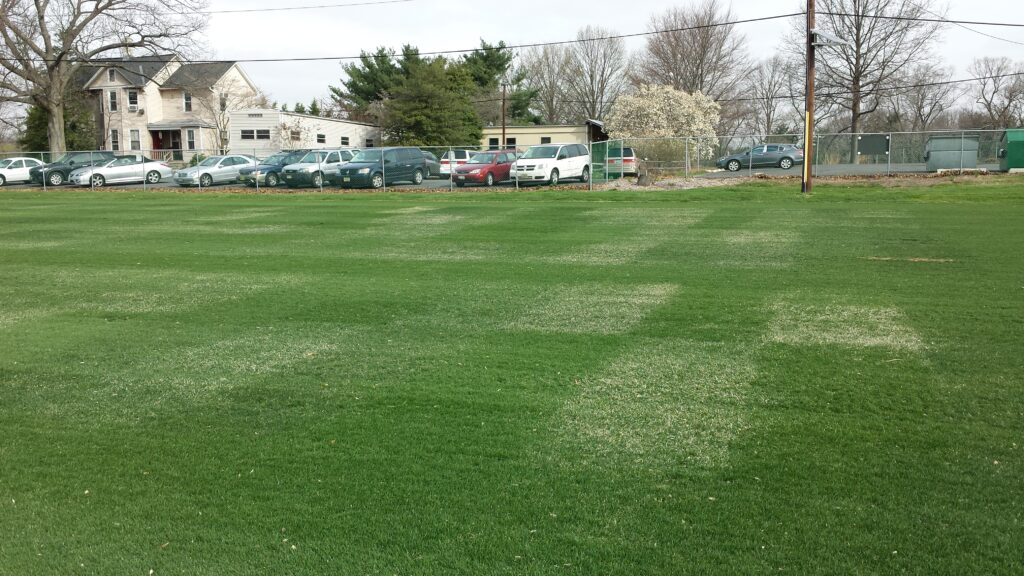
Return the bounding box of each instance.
[142,150,147,192]
[448,146,453,192]
[254,147,259,193]
[960,131,965,173]
[382,148,387,193]
[89,151,95,191]
[588,142,593,191]
[887,134,892,177]
[685,137,690,178]
[696,137,701,173]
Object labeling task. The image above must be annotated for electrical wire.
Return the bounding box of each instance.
[199,0,416,14]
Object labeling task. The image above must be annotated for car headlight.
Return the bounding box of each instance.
[357,168,370,174]
[469,169,480,175]
[251,170,261,176]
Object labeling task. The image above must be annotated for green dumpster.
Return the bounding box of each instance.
[924,136,979,171]
[998,130,1024,172]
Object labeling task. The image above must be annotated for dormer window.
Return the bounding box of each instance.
[183,92,192,112]
[108,69,115,82]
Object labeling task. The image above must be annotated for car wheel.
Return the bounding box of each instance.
[580,166,590,183]
[199,173,213,187]
[413,169,424,185]
[146,170,161,184]
[485,172,494,186]
[727,160,741,172]
[312,172,323,187]
[371,173,384,189]
[779,157,793,170]
[266,173,279,187]
[48,171,64,186]
[90,174,106,187]
[0,174,6,186]
[549,168,559,186]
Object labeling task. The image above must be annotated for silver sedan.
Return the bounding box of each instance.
[68,155,175,187]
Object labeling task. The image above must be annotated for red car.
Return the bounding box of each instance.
[453,150,518,187]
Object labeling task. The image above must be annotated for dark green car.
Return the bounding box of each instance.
[330,147,426,189]
[29,151,116,186]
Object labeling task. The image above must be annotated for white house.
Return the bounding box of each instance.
[480,120,608,149]
[76,54,261,162]
[227,109,380,157]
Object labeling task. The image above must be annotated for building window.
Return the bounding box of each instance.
[488,137,499,149]
[108,90,118,112]
[505,137,516,147]
[290,129,301,141]
[247,113,263,118]
[316,133,326,144]
[186,129,196,150]
[365,139,374,148]
[241,129,255,140]
[127,90,139,110]
[340,136,349,146]
[256,129,270,140]
[183,92,192,112]
[110,129,119,151]
[130,130,141,150]
[540,137,551,144]
[107,69,116,82]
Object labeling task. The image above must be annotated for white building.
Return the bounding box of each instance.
[227,109,380,157]
[480,120,608,149]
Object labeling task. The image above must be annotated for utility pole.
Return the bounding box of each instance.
[501,82,508,148]
[802,0,815,194]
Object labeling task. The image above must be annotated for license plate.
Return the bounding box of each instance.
[285,175,292,179]
[457,176,465,180]
[343,177,350,182]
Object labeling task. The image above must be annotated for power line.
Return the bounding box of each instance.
[821,10,1024,47]
[198,0,416,15]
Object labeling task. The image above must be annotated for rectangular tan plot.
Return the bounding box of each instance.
[510,283,677,334]
[768,302,923,351]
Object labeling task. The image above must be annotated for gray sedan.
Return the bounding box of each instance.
[68,155,175,187]
[716,144,805,171]
[174,154,257,187]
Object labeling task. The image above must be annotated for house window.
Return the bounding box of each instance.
[488,137,499,149]
[107,69,116,82]
[247,113,263,118]
[505,137,516,147]
[290,129,301,141]
[256,129,270,140]
[183,92,192,112]
[127,90,139,110]
[340,136,349,146]
[365,139,374,148]
[108,90,118,112]
[130,130,141,150]
[241,129,255,140]
[540,137,551,144]
[316,133,326,144]
[110,129,119,151]
[186,129,196,150]
[219,94,227,112]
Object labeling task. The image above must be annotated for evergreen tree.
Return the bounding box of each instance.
[18,90,97,152]
[293,102,308,115]
[329,45,420,120]
[308,99,321,117]
[382,58,481,146]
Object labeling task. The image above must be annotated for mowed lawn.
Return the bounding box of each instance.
[1,180,1022,575]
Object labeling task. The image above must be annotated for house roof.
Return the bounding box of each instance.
[76,54,178,88]
[162,62,236,89]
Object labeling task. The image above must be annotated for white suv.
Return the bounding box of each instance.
[511,143,590,185]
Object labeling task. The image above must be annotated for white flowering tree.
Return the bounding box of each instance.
[606,84,720,159]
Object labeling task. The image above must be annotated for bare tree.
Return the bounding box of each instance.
[520,45,572,124]
[747,55,793,136]
[890,63,962,131]
[565,26,628,121]
[185,74,265,153]
[0,0,207,155]
[968,57,1024,129]
[792,0,944,143]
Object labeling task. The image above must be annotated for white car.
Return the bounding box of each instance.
[510,143,591,185]
[174,155,257,187]
[0,157,45,186]
[439,149,473,177]
[280,149,354,188]
[68,155,174,187]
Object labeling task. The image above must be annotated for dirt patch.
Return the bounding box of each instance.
[861,256,956,263]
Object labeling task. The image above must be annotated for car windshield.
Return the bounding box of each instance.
[297,151,329,164]
[521,146,559,159]
[0,159,12,168]
[262,153,294,166]
[608,147,634,158]
[468,153,496,164]
[351,150,382,163]
[51,154,74,164]
[198,157,221,167]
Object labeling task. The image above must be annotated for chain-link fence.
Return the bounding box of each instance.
[0,129,1013,191]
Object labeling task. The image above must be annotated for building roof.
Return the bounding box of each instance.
[76,54,178,88]
[162,62,236,89]
[148,120,217,130]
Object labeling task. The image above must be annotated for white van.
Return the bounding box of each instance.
[510,143,590,185]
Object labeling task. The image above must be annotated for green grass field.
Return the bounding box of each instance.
[2,180,1023,574]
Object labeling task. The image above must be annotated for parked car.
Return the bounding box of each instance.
[510,143,591,185]
[0,157,45,186]
[716,144,804,172]
[237,149,311,187]
[439,149,475,177]
[330,147,427,189]
[421,150,442,178]
[173,154,257,187]
[607,147,638,176]
[453,149,517,187]
[68,155,174,187]
[281,149,355,188]
[30,151,116,186]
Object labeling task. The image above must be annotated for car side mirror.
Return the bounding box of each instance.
[557,153,567,160]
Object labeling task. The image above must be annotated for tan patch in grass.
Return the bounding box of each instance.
[194,209,280,222]
[716,230,799,268]
[582,207,710,227]
[382,206,440,214]
[357,242,503,262]
[562,339,756,468]
[539,237,662,265]
[2,240,70,249]
[0,308,53,329]
[366,212,465,238]
[861,256,955,263]
[511,283,677,334]
[768,302,922,351]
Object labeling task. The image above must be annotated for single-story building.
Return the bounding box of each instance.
[480,119,608,149]
[228,109,380,157]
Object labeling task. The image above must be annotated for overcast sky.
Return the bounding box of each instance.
[205,0,1024,106]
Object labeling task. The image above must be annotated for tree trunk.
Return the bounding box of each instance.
[850,90,861,164]
[46,101,67,156]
